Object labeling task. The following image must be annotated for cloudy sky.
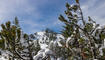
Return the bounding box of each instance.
[0,0,105,34]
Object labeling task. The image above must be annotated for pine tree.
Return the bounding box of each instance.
[23,33,41,60]
[59,0,105,60]
[44,28,57,44]
[0,17,41,60]
[0,17,24,60]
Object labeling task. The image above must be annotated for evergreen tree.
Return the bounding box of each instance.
[23,33,41,60]
[58,0,105,60]
[0,17,41,60]
[44,28,57,44]
[0,17,24,60]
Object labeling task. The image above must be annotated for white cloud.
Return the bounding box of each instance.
[0,0,45,33]
[0,0,41,23]
[81,0,105,25]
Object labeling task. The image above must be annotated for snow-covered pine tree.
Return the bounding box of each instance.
[58,0,105,60]
[0,17,41,60]
[44,28,57,44]
[0,17,24,60]
[23,33,41,60]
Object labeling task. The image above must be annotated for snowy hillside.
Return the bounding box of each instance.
[0,31,64,60]
[32,31,65,60]
[34,32,63,49]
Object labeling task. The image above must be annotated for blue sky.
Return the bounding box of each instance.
[0,0,105,34]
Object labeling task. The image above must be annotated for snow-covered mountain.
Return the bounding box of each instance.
[0,31,64,60]
[32,31,65,60]
[33,31,63,49]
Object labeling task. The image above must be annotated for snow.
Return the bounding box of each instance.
[33,31,64,60]
[37,31,45,36]
[0,56,8,60]
[0,52,9,60]
[40,44,48,49]
[66,37,71,48]
[33,48,54,60]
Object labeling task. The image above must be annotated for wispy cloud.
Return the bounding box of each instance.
[0,0,43,33]
[0,0,39,22]
[81,0,105,25]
